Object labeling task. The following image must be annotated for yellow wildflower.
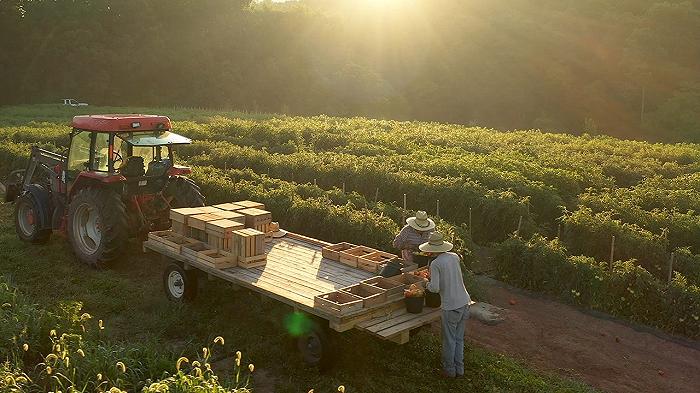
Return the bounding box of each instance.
[116,361,126,373]
[214,336,224,345]
[248,364,254,372]
[22,343,29,351]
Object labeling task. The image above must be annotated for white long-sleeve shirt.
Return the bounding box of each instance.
[426,252,471,311]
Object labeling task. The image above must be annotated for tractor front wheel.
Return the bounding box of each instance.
[164,177,205,208]
[14,193,51,244]
[67,188,128,268]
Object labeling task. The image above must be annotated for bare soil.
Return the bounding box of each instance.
[460,279,700,393]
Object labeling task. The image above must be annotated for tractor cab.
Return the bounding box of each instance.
[66,115,192,195]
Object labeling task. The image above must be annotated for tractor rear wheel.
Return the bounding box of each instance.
[67,188,128,268]
[14,193,51,244]
[164,177,205,208]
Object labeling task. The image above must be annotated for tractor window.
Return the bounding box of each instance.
[132,146,154,163]
[67,131,92,172]
[94,133,111,171]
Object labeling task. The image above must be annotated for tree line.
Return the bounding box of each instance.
[1,0,699,142]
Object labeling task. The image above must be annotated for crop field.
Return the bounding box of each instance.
[0,104,699,390]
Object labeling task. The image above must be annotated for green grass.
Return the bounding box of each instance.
[0,202,595,392]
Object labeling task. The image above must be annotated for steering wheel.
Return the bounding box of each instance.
[112,150,123,167]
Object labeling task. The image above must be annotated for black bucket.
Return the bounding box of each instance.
[405,296,425,314]
[425,291,441,308]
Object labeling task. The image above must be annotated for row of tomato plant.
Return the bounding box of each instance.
[495,235,700,339]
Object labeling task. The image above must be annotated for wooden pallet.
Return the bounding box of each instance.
[356,307,442,344]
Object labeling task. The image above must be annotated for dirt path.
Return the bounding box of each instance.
[461,279,700,393]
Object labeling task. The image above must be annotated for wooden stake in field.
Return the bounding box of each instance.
[668,252,675,284]
[342,182,346,193]
[609,235,616,271]
[516,216,523,237]
[402,193,407,221]
[313,178,317,186]
[374,187,379,203]
[556,224,561,239]
[436,199,440,217]
[468,207,472,239]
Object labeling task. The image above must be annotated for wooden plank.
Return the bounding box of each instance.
[361,310,418,333]
[266,245,372,282]
[388,330,410,344]
[376,309,442,338]
[268,251,371,283]
[286,232,332,247]
[254,257,355,288]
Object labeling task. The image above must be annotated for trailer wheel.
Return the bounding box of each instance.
[296,321,334,370]
[14,193,51,244]
[163,263,198,302]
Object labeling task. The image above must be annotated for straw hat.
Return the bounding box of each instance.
[269,222,287,238]
[406,211,436,232]
[419,232,453,253]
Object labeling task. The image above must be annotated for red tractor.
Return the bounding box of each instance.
[5,115,204,267]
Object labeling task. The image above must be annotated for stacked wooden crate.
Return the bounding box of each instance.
[206,219,244,251]
[238,207,273,241]
[231,228,267,268]
[163,200,270,270]
[170,207,206,236]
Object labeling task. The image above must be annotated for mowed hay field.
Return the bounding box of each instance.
[0,106,600,391]
[0,103,698,390]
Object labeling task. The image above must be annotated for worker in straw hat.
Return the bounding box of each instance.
[419,231,471,379]
[392,211,435,263]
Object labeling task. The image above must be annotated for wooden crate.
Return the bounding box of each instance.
[147,231,195,253]
[339,283,388,308]
[357,250,398,273]
[181,241,212,259]
[206,219,245,251]
[254,223,273,242]
[361,276,405,301]
[339,246,376,268]
[211,210,245,224]
[234,200,265,210]
[189,213,225,231]
[199,206,223,214]
[232,228,266,268]
[314,291,364,316]
[197,249,237,269]
[238,208,272,228]
[171,221,187,236]
[170,207,207,224]
[321,242,356,261]
[212,203,244,211]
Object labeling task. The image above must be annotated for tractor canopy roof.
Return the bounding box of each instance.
[72,114,172,132]
[116,130,191,146]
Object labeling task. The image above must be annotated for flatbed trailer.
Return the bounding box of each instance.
[143,231,442,367]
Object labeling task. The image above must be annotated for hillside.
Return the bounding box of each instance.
[2,0,700,141]
[1,104,699,340]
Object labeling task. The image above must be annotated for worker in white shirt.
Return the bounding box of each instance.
[420,231,471,378]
